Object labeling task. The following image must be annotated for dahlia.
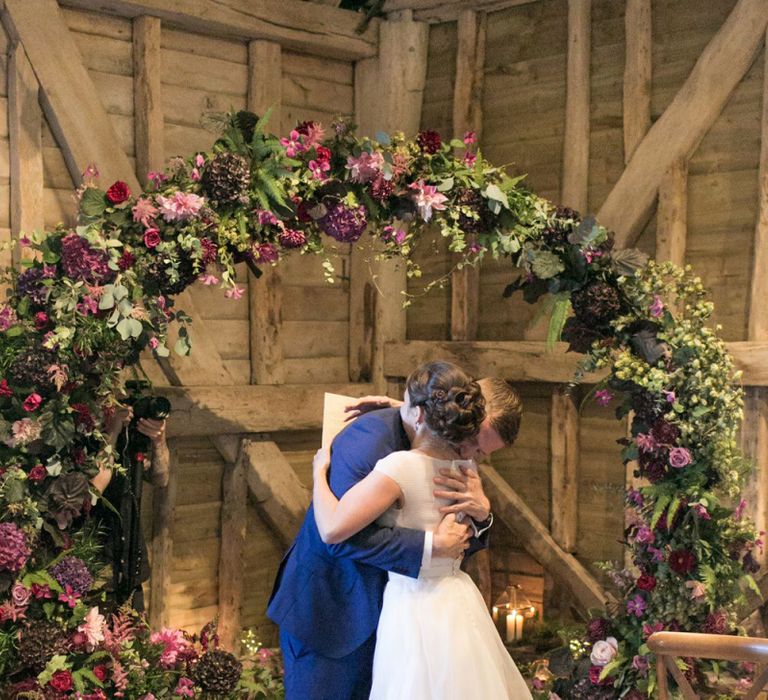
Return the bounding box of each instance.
[156,191,205,222]
[668,549,697,575]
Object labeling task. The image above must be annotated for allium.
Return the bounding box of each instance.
[347,151,384,184]
[668,549,697,575]
[61,232,111,283]
[150,627,194,669]
[590,637,618,666]
[585,618,610,643]
[51,556,93,595]
[319,202,368,243]
[16,268,49,306]
[156,191,205,222]
[627,594,647,617]
[278,228,306,249]
[132,197,158,226]
[78,606,106,650]
[417,129,442,154]
[703,611,729,635]
[0,522,30,572]
[409,180,448,222]
[669,447,692,468]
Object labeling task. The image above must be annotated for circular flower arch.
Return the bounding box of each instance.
[0,110,758,697]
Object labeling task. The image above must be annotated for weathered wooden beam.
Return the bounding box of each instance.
[162,382,374,437]
[561,0,590,213]
[599,0,768,247]
[550,386,579,553]
[58,0,378,61]
[213,436,247,651]
[133,15,163,188]
[483,464,610,612]
[741,389,768,570]
[8,41,43,269]
[241,440,310,548]
[353,12,428,393]
[656,158,688,267]
[385,340,768,387]
[383,0,537,23]
[623,0,651,163]
[248,41,284,386]
[149,439,179,629]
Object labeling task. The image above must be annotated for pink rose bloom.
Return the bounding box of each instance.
[346,151,384,184]
[590,637,618,666]
[132,198,158,226]
[143,229,161,249]
[669,446,692,468]
[409,180,448,222]
[11,583,31,607]
[156,191,204,222]
[23,393,42,412]
[78,606,106,650]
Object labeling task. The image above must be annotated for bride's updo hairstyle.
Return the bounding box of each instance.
[405,361,486,445]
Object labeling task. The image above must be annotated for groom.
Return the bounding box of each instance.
[267,375,522,700]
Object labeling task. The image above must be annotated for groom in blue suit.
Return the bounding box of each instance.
[268,379,520,699]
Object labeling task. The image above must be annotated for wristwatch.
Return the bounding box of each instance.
[472,512,494,536]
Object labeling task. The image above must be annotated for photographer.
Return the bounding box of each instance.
[91,388,171,613]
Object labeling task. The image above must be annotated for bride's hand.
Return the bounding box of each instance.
[312,447,331,482]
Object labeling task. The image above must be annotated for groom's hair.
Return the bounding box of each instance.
[478,378,522,446]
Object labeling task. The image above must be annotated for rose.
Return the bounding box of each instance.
[11,583,31,607]
[590,637,618,666]
[93,665,107,682]
[143,228,161,248]
[28,464,46,483]
[0,379,12,397]
[49,670,73,692]
[315,146,331,162]
[636,573,657,591]
[669,447,692,468]
[106,180,131,204]
[22,393,42,412]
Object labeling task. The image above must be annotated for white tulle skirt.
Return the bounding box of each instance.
[369,570,532,700]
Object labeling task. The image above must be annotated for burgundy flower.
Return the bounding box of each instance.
[417,129,442,154]
[200,237,218,265]
[651,419,680,446]
[639,452,667,483]
[61,232,112,283]
[586,617,610,644]
[315,146,332,163]
[71,403,95,432]
[251,242,279,264]
[319,202,368,243]
[278,228,306,249]
[93,665,107,682]
[117,250,136,271]
[28,464,46,483]
[636,573,657,591]
[0,379,12,397]
[33,312,49,330]
[143,228,161,248]
[22,393,42,412]
[0,522,30,573]
[668,549,697,575]
[49,669,73,692]
[589,665,612,686]
[106,181,131,204]
[703,611,729,635]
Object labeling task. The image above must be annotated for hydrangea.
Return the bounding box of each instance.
[50,556,93,595]
[0,522,30,572]
[60,233,112,283]
[319,202,368,243]
[16,268,50,306]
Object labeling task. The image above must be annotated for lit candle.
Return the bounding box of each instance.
[506,611,524,642]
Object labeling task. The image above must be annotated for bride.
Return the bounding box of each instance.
[312,361,532,699]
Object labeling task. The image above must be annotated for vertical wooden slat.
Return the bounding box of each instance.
[656,158,688,266]
[550,386,579,553]
[133,16,163,186]
[623,0,652,163]
[149,440,178,630]
[8,42,43,269]
[352,12,428,393]
[248,41,285,385]
[561,0,591,212]
[655,656,670,700]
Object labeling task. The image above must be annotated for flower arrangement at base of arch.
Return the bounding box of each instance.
[0,109,759,697]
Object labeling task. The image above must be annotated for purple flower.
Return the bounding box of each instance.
[382,225,407,245]
[663,390,676,403]
[650,295,664,318]
[692,503,711,520]
[627,594,647,618]
[627,489,644,507]
[278,228,306,249]
[595,389,613,406]
[319,202,368,243]
[635,526,654,544]
[0,523,30,573]
[647,545,665,562]
[251,242,279,264]
[632,655,649,677]
[16,268,50,306]
[669,447,692,469]
[61,232,112,283]
[50,555,93,595]
[735,498,747,521]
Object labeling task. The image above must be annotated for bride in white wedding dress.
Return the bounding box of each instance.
[312,362,532,700]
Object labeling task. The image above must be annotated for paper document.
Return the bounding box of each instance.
[322,392,355,449]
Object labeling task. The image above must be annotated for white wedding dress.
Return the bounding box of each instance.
[369,451,532,700]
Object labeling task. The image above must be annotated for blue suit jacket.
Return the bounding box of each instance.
[267,408,487,658]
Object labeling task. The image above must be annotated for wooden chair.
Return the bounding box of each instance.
[648,631,768,699]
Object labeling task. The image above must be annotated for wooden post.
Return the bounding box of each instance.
[351,12,428,393]
[550,386,579,553]
[561,0,591,213]
[149,440,178,629]
[133,16,163,187]
[623,0,651,163]
[248,40,285,385]
[214,436,247,651]
[656,158,688,267]
[8,41,43,269]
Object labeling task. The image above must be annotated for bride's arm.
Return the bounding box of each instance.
[313,448,402,545]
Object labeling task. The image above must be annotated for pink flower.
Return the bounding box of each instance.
[583,248,604,264]
[309,158,331,180]
[463,151,477,168]
[382,225,407,245]
[28,464,46,483]
[198,273,219,286]
[31,583,52,599]
[23,393,42,412]
[669,447,692,468]
[735,498,748,521]
[663,390,676,403]
[636,433,657,453]
[595,389,613,406]
[156,191,204,222]
[0,305,17,331]
[0,601,26,622]
[647,545,665,562]
[590,637,618,666]
[627,594,646,617]
[78,606,106,650]
[685,580,707,602]
[149,337,159,350]
[11,583,31,607]
[58,584,80,609]
[19,235,31,247]
[77,295,99,316]
[151,628,193,669]
[650,295,664,318]
[632,655,649,677]
[297,120,325,149]
[195,154,205,168]
[257,210,279,226]
[635,526,654,544]
[346,151,384,184]
[463,131,477,145]
[7,418,41,447]
[691,503,711,520]
[0,379,11,397]
[409,180,448,222]
[143,228,161,248]
[191,168,201,181]
[174,678,195,697]
[225,285,245,300]
[147,171,168,187]
[132,198,158,226]
[82,164,100,183]
[280,130,304,158]
[643,621,665,639]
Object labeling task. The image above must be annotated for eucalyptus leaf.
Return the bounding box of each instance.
[375,131,391,146]
[174,335,192,356]
[437,177,454,192]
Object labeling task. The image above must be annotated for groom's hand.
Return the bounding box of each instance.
[343,395,403,422]
[432,514,471,559]
[433,466,491,522]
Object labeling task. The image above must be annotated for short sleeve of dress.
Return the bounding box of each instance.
[372,451,413,488]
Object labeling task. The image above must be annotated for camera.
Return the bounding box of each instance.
[121,380,171,458]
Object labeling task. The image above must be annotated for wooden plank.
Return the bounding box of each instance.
[598,0,768,246]
[133,15,163,187]
[623,0,651,163]
[383,0,539,23]
[162,382,374,437]
[246,41,284,385]
[241,440,310,548]
[149,439,179,629]
[7,42,43,269]
[655,157,688,267]
[561,0,590,213]
[58,0,379,61]
[482,464,610,612]
[550,386,579,553]
[741,388,768,569]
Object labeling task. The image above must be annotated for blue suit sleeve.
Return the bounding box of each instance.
[324,412,424,579]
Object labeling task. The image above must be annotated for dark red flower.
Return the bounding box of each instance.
[143,228,161,249]
[636,573,657,591]
[34,312,49,330]
[0,379,12,397]
[28,465,46,483]
[200,238,218,265]
[703,611,729,635]
[106,181,131,204]
[315,146,331,163]
[417,129,442,154]
[586,618,610,643]
[22,393,42,412]
[49,670,73,692]
[651,419,680,446]
[589,665,612,686]
[117,250,136,271]
[668,549,697,575]
[92,665,107,682]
